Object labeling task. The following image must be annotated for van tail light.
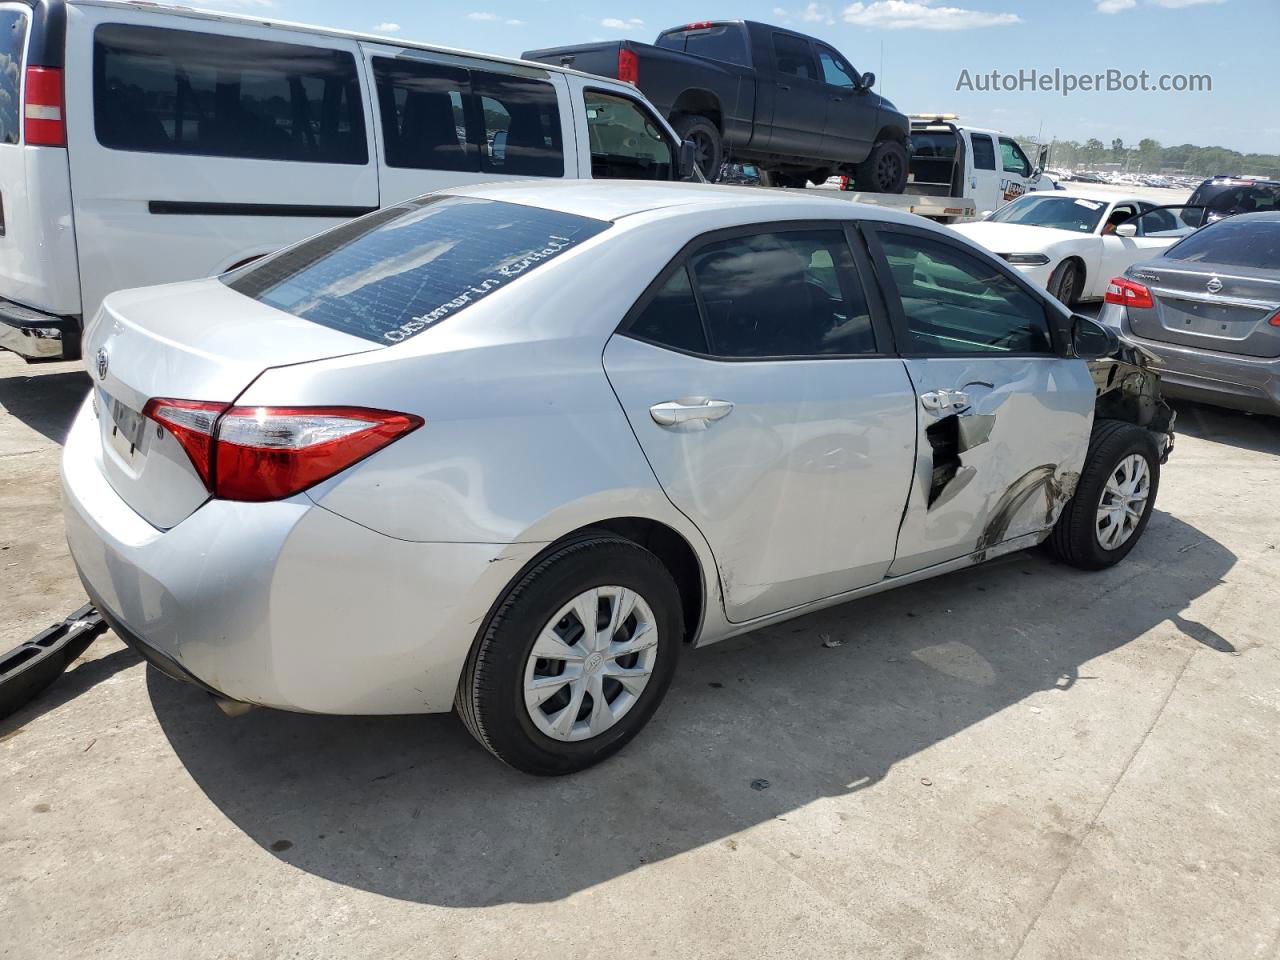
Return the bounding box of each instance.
[617,48,639,85]
[1104,276,1154,310]
[24,67,66,147]
[143,400,422,502]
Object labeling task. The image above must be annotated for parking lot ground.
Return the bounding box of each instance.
[2,349,1278,960]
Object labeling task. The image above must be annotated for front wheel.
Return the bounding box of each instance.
[1048,259,1081,307]
[456,536,682,775]
[854,139,908,193]
[1048,420,1161,570]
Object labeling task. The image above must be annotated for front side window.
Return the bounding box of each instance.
[878,232,1053,355]
[772,33,817,81]
[225,197,608,344]
[0,10,28,145]
[93,24,367,164]
[971,134,996,171]
[584,90,674,181]
[999,137,1030,177]
[373,59,563,177]
[816,47,855,89]
[686,230,875,358]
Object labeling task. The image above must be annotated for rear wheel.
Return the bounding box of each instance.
[1048,259,1081,307]
[456,536,682,775]
[1048,420,1160,570]
[854,139,908,193]
[671,114,722,182]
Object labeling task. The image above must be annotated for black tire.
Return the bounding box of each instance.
[1048,259,1081,308]
[671,114,722,182]
[854,139,908,193]
[1048,419,1161,570]
[455,535,682,775]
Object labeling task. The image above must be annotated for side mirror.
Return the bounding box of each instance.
[1114,222,1138,238]
[1070,313,1118,360]
[677,139,698,181]
[859,71,876,90]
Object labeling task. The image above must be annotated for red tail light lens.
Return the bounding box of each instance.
[617,48,639,85]
[1104,276,1154,309]
[24,67,66,147]
[143,401,422,502]
[685,20,714,29]
[1268,311,1280,327]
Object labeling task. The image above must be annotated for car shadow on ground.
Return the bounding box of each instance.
[1170,399,1280,456]
[0,362,89,446]
[148,506,1238,908]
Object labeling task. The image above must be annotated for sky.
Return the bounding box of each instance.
[197,0,1279,154]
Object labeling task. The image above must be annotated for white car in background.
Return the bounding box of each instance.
[953,192,1198,306]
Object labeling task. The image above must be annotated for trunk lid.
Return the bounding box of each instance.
[84,278,377,529]
[0,5,81,316]
[1126,261,1280,358]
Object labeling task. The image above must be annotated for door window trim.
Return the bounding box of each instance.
[617,220,895,362]
[860,221,1069,358]
[581,84,679,181]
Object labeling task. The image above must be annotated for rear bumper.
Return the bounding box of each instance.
[61,397,543,714]
[1101,304,1280,416]
[0,298,78,360]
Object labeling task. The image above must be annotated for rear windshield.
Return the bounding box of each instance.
[0,10,28,145]
[656,25,749,66]
[1164,217,1280,270]
[1189,182,1280,217]
[224,196,610,344]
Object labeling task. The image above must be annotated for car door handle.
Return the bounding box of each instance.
[649,398,735,427]
[919,390,971,412]
[830,95,843,102]
[776,83,791,91]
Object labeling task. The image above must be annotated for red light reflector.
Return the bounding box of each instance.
[1104,276,1154,310]
[142,398,228,488]
[617,48,639,85]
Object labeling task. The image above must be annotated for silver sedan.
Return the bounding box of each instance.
[63,182,1172,774]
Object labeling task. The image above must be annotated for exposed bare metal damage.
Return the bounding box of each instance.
[1089,345,1177,460]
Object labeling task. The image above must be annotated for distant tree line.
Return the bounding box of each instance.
[1015,135,1280,179]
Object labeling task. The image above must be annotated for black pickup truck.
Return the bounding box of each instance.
[524,20,911,191]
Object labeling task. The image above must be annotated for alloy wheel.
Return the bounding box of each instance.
[523,586,659,742]
[1095,453,1151,550]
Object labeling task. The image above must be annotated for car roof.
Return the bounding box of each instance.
[439,180,923,225]
[69,0,622,84]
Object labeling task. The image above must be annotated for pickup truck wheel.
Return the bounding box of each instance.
[671,114,722,181]
[855,139,908,193]
[1047,420,1160,570]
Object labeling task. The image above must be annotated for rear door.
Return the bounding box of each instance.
[1125,216,1280,358]
[363,45,575,205]
[814,42,875,161]
[968,133,1001,217]
[863,222,1095,573]
[763,32,825,160]
[604,223,917,622]
[63,6,379,321]
[0,2,80,315]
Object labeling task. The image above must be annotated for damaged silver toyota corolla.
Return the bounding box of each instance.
[62,182,1175,775]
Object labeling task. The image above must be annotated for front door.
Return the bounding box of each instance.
[864,223,1096,573]
[604,224,917,622]
[764,32,827,160]
[814,43,876,161]
[1091,204,1199,298]
[968,133,1002,217]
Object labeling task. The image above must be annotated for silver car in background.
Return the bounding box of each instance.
[1099,211,1280,416]
[62,182,1174,775]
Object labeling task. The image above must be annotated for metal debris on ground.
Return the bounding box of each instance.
[750,779,770,791]
[820,634,843,648]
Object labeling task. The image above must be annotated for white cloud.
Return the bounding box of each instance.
[373,21,401,32]
[601,17,644,29]
[1149,0,1226,6]
[506,18,526,25]
[468,11,500,20]
[1095,0,1137,12]
[800,2,836,24]
[842,1,1021,30]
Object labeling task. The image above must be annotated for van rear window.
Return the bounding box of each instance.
[224,196,609,344]
[93,24,367,164]
[0,11,28,145]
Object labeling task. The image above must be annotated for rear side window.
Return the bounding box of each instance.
[584,90,674,181]
[772,33,817,81]
[93,24,367,164]
[629,267,709,354]
[373,58,564,177]
[0,10,28,145]
[224,196,609,344]
[878,232,1052,354]
[1164,217,1280,270]
[970,134,996,171]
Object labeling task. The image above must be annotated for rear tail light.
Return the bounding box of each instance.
[685,20,714,29]
[1104,276,1154,309]
[24,67,65,147]
[143,400,422,502]
[1269,311,1280,327]
[617,48,639,85]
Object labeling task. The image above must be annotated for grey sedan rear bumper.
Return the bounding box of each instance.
[0,298,78,360]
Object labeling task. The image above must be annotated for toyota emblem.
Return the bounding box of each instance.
[96,347,109,381]
[1206,277,1223,294]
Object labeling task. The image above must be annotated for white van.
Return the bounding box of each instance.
[0,0,696,360]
